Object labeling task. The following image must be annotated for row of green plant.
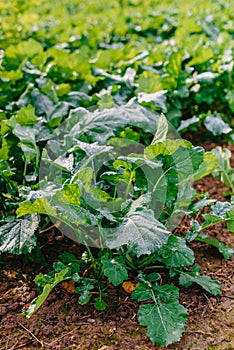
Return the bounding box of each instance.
[1,0,233,134]
[1,111,234,346]
[0,0,233,347]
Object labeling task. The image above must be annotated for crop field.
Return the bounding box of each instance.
[0,0,233,349]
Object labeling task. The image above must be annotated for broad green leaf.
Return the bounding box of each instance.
[168,145,204,181]
[136,71,162,93]
[4,39,43,66]
[51,184,82,206]
[179,266,221,296]
[69,101,159,143]
[177,116,199,132]
[189,197,216,213]
[159,235,194,267]
[146,141,205,212]
[94,297,107,311]
[51,202,98,227]
[0,214,39,254]
[211,201,233,218]
[11,105,37,125]
[69,141,113,176]
[106,207,170,256]
[138,91,167,112]
[211,147,234,193]
[17,198,57,217]
[202,202,234,231]
[93,67,136,87]
[75,279,95,305]
[23,267,70,318]
[187,152,217,182]
[188,47,214,66]
[162,50,184,91]
[101,256,128,286]
[151,114,168,144]
[132,283,187,347]
[59,252,81,274]
[204,114,232,136]
[201,214,225,229]
[145,139,192,159]
[31,88,55,118]
[73,167,122,213]
[7,121,39,163]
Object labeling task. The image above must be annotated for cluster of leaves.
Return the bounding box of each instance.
[1,1,233,130]
[0,0,234,347]
[1,112,234,346]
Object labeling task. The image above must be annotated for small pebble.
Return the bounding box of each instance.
[87,318,96,323]
[0,306,7,316]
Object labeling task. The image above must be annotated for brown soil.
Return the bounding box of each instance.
[0,144,233,350]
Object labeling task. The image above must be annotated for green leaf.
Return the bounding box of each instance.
[59,252,81,274]
[0,215,39,255]
[75,279,95,305]
[11,105,37,126]
[146,140,206,219]
[31,88,55,118]
[97,94,115,110]
[77,170,117,211]
[94,296,108,310]
[187,152,217,182]
[136,71,162,93]
[204,114,232,136]
[23,267,70,318]
[68,101,159,143]
[201,213,225,228]
[201,202,234,231]
[169,145,204,181]
[4,39,43,66]
[101,256,128,286]
[188,47,214,66]
[211,201,233,218]
[17,197,57,217]
[106,207,170,256]
[151,114,168,144]
[145,139,192,159]
[179,266,221,296]
[132,283,187,347]
[196,235,234,259]
[177,116,200,133]
[162,50,184,91]
[138,91,167,112]
[189,196,216,213]
[226,210,234,232]
[7,121,39,163]
[211,147,234,193]
[51,183,82,205]
[159,235,194,267]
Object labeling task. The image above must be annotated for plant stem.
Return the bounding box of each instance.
[143,265,170,270]
[125,170,134,200]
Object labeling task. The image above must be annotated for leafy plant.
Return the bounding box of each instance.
[211,147,234,195]
[1,0,234,347]
[14,114,233,347]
